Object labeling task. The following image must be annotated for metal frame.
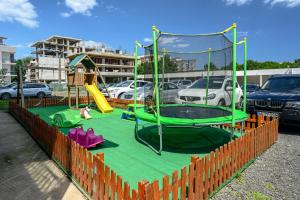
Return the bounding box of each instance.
[134,23,243,155]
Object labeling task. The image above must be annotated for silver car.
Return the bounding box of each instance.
[0,83,52,99]
[121,82,180,103]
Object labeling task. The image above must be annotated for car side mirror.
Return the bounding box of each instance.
[130,85,134,89]
[225,85,233,91]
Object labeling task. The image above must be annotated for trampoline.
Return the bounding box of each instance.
[133,24,248,154]
[135,104,248,126]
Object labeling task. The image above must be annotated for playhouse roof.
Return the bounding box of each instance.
[68,54,96,69]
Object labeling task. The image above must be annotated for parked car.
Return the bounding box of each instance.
[241,84,260,94]
[103,80,150,98]
[120,82,180,103]
[247,75,300,126]
[171,79,193,89]
[175,77,243,107]
[0,83,52,100]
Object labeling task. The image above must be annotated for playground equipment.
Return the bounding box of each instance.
[80,106,92,119]
[133,23,248,154]
[51,111,81,128]
[68,127,105,148]
[67,54,113,113]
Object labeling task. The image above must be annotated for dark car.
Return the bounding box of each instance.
[241,84,260,94]
[247,75,300,126]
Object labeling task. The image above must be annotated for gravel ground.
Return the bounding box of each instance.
[212,126,300,200]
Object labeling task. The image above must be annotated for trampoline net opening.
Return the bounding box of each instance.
[138,30,240,119]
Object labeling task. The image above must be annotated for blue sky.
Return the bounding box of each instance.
[0,0,299,62]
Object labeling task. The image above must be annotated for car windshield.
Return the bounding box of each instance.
[261,77,300,91]
[115,81,132,87]
[190,78,224,89]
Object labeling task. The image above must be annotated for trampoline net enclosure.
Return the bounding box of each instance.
[137,28,239,121]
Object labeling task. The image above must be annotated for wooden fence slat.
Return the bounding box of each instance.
[117,176,123,200]
[180,167,187,200]
[163,175,169,200]
[209,151,215,194]
[172,171,178,200]
[218,146,224,186]
[111,170,116,200]
[203,156,210,200]
[195,158,204,200]
[188,163,195,200]
[152,180,160,200]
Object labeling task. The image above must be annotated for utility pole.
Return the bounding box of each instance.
[58,52,61,84]
[18,64,25,108]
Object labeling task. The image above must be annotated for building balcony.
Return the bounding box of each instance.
[100,71,134,77]
[97,63,134,68]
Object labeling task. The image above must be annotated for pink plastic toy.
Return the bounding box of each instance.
[67,127,105,148]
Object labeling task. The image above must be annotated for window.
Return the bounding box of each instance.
[136,81,147,87]
[167,83,178,90]
[182,80,192,85]
[190,78,224,89]
[27,84,45,88]
[262,77,300,91]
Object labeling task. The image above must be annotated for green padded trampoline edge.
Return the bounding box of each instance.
[135,104,248,126]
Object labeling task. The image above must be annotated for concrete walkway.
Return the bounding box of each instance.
[0,111,85,200]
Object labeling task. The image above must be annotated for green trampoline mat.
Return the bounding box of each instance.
[29,106,242,189]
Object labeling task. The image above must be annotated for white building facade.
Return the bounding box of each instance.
[0,36,16,84]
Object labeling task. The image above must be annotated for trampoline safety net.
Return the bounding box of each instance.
[138,30,237,119]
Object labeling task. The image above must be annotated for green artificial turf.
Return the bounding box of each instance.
[29,105,241,189]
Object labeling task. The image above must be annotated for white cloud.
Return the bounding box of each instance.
[0,0,38,28]
[223,0,300,7]
[143,38,152,43]
[238,31,248,37]
[160,37,182,45]
[105,5,118,12]
[223,0,253,6]
[80,40,110,49]
[264,0,300,7]
[61,12,71,18]
[175,44,190,48]
[64,0,97,16]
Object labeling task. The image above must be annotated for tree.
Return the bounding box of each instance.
[14,57,32,105]
[0,69,8,86]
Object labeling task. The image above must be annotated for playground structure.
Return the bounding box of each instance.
[68,127,105,148]
[67,54,113,113]
[134,23,248,154]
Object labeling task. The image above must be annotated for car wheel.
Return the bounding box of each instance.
[1,93,11,100]
[217,99,226,106]
[118,92,124,99]
[37,92,45,98]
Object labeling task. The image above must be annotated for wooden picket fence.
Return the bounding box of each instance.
[9,98,278,200]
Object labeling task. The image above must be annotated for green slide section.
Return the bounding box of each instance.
[84,83,113,113]
[50,111,81,128]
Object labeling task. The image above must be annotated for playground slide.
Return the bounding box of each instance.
[84,83,113,113]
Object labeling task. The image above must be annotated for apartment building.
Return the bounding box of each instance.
[28,35,95,83]
[68,50,135,83]
[0,36,16,84]
[28,35,134,83]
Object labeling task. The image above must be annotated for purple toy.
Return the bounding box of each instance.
[67,127,105,148]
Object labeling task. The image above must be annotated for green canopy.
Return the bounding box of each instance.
[68,54,97,70]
